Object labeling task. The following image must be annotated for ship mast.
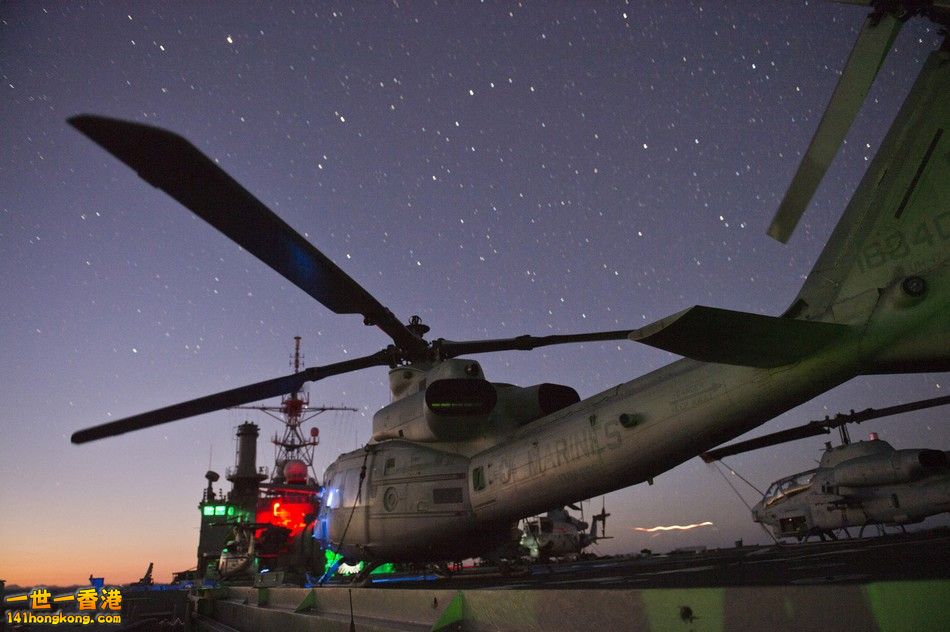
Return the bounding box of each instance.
[232,336,357,485]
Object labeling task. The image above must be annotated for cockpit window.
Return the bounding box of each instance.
[763,469,816,506]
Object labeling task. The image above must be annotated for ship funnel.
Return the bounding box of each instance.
[227,421,266,513]
[234,422,259,477]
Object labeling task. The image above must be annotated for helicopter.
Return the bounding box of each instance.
[69,2,949,578]
[702,395,950,541]
[520,501,611,561]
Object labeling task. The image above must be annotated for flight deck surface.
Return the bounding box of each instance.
[194,530,950,631]
[360,528,950,590]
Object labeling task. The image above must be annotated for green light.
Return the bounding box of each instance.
[322,550,394,576]
[214,506,226,516]
[370,563,395,575]
[227,506,235,516]
[202,505,214,516]
[324,550,344,571]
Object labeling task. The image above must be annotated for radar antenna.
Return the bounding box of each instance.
[232,337,357,484]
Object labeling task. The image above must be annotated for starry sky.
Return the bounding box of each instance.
[1,1,947,585]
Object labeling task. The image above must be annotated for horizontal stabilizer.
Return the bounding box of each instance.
[629,306,852,367]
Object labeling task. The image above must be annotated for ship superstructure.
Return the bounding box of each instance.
[192,338,356,582]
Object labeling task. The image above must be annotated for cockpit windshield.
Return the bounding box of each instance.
[763,469,816,506]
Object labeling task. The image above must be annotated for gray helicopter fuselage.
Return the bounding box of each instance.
[752,440,950,538]
[316,258,949,561]
[315,39,950,555]
[521,508,594,560]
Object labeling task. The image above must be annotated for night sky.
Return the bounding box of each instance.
[2,1,947,585]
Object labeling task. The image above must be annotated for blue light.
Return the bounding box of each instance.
[303,572,319,588]
[370,575,439,584]
[313,518,330,544]
[317,558,343,586]
[290,243,314,277]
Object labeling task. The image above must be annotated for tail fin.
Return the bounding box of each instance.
[785,47,950,325]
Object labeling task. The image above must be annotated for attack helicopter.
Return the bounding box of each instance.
[520,501,611,561]
[702,395,950,541]
[70,1,950,579]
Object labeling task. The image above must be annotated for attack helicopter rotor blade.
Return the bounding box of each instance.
[70,349,393,444]
[67,115,427,357]
[436,329,635,358]
[831,393,950,425]
[700,422,831,462]
[701,394,950,462]
[767,8,902,243]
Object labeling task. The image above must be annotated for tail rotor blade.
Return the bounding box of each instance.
[768,9,902,243]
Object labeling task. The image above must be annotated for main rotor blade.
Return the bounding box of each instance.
[701,394,950,461]
[68,115,426,356]
[701,423,831,462]
[71,350,392,444]
[767,9,902,243]
[831,394,950,425]
[437,330,635,358]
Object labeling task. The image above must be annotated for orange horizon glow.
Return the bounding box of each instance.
[1,532,198,588]
[1,555,195,589]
